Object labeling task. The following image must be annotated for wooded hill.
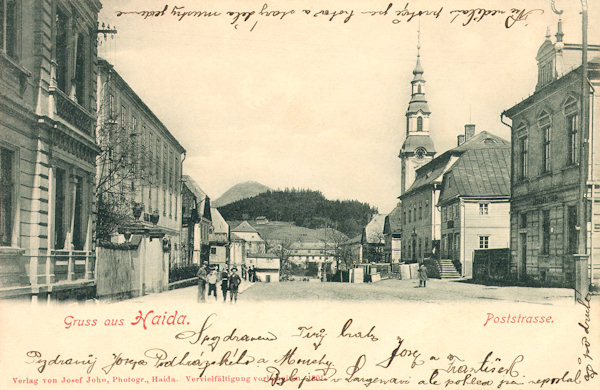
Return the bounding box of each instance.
[217,188,377,238]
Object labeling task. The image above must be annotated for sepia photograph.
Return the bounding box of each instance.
[1,0,599,388]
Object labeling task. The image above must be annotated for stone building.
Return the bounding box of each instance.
[502,25,600,287]
[1,0,102,301]
[180,175,211,267]
[383,205,402,263]
[95,59,185,295]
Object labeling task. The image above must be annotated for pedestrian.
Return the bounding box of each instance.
[220,268,229,302]
[418,263,428,287]
[197,264,208,302]
[207,268,218,300]
[229,267,242,303]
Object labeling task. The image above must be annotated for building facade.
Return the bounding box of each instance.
[1,0,102,301]
[361,214,386,263]
[438,146,511,277]
[229,221,266,269]
[383,205,402,263]
[503,26,600,287]
[181,175,211,266]
[208,207,229,268]
[96,59,185,294]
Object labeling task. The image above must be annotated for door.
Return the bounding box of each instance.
[520,233,527,279]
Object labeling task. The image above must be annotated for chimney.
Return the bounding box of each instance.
[464,124,475,140]
[457,134,465,146]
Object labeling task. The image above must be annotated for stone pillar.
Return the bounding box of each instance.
[574,254,589,301]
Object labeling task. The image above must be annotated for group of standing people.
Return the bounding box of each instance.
[197,264,242,303]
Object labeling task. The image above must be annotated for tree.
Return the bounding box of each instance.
[95,74,145,242]
[266,238,294,280]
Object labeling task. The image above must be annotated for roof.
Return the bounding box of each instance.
[182,175,207,200]
[247,253,279,258]
[209,208,228,235]
[400,135,436,155]
[401,131,509,197]
[231,221,258,233]
[439,148,511,204]
[363,214,386,244]
[344,235,362,245]
[384,204,403,233]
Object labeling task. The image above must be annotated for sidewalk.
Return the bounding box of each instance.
[113,279,255,304]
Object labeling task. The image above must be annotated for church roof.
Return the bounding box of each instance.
[407,99,431,115]
[400,135,436,155]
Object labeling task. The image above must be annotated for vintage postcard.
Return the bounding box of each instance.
[1,0,599,389]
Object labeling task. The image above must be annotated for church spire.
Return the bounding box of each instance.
[406,26,430,135]
[398,26,437,195]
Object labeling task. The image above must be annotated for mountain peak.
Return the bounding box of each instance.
[213,181,271,207]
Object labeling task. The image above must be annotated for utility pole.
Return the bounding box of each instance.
[575,0,590,301]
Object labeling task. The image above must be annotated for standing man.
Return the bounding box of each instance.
[197,264,208,302]
[207,268,218,301]
[229,267,242,303]
[418,263,428,287]
[220,267,229,302]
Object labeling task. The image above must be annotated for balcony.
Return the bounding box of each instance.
[50,87,96,136]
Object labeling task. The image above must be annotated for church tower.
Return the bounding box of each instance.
[399,32,436,195]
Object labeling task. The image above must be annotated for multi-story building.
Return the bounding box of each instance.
[96,59,185,294]
[438,142,511,277]
[400,127,508,264]
[180,175,211,269]
[208,207,229,268]
[503,24,600,287]
[229,221,266,269]
[1,0,102,301]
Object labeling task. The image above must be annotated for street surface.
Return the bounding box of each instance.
[117,278,574,305]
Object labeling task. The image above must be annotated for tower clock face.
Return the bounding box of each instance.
[415,147,426,159]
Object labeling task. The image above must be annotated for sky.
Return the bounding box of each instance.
[98,0,600,213]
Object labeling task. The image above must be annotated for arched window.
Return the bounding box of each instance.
[418,84,422,94]
[564,96,579,165]
[417,116,423,131]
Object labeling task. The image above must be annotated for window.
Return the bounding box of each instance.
[0,147,15,246]
[564,97,579,165]
[479,203,489,215]
[74,33,87,106]
[402,211,406,224]
[1,0,18,59]
[55,9,68,92]
[567,206,577,254]
[108,93,115,119]
[120,105,128,130]
[518,136,528,179]
[210,247,216,255]
[520,213,527,229]
[538,112,551,173]
[408,209,411,223]
[542,210,550,255]
[479,235,489,249]
[418,205,422,220]
[54,168,66,249]
[417,116,423,131]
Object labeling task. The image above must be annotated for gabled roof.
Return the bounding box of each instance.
[439,147,511,203]
[363,214,386,244]
[182,175,207,200]
[231,220,257,233]
[209,208,228,235]
[384,204,403,234]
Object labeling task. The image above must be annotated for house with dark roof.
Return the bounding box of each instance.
[398,125,510,265]
[438,147,511,277]
[209,208,229,267]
